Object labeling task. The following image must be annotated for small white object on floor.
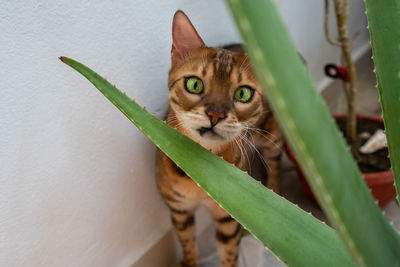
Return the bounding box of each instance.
[360,129,387,154]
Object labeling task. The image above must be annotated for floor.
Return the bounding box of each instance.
[195,51,400,267]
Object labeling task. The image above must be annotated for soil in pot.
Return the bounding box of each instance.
[336,116,391,173]
[286,114,395,208]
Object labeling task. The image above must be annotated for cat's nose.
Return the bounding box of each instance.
[206,109,226,126]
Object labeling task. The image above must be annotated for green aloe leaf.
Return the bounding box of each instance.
[60,56,353,266]
[225,0,400,265]
[365,0,400,203]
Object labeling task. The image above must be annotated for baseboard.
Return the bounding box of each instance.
[131,206,213,267]
[132,229,178,267]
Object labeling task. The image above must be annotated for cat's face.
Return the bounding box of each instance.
[168,11,266,147]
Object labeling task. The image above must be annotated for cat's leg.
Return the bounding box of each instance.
[157,153,200,266]
[172,211,197,267]
[164,196,198,267]
[205,201,241,267]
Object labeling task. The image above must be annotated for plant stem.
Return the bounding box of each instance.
[324,0,342,46]
[327,0,358,143]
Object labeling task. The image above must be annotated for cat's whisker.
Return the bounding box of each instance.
[166,119,183,128]
[241,139,252,174]
[235,128,272,176]
[244,134,283,158]
[236,130,254,174]
[251,133,283,154]
[245,124,278,138]
[259,109,272,116]
[233,135,251,174]
[243,125,283,153]
[166,116,187,130]
[245,133,271,172]
[232,137,243,164]
[166,113,179,122]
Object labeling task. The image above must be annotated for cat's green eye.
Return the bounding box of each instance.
[234,86,253,103]
[185,77,204,94]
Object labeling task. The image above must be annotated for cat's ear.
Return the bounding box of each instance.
[171,10,205,65]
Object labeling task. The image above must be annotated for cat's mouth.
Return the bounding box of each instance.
[197,127,223,139]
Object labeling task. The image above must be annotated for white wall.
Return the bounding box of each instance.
[0,1,368,266]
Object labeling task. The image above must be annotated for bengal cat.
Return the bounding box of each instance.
[156,10,283,267]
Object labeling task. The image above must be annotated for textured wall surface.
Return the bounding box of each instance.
[0,1,368,266]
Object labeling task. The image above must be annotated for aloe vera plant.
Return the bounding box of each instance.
[60,0,400,265]
[364,0,400,201]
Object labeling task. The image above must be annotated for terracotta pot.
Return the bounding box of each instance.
[285,114,396,208]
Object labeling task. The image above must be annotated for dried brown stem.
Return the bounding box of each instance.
[325,0,358,144]
[324,0,342,46]
[350,31,360,51]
